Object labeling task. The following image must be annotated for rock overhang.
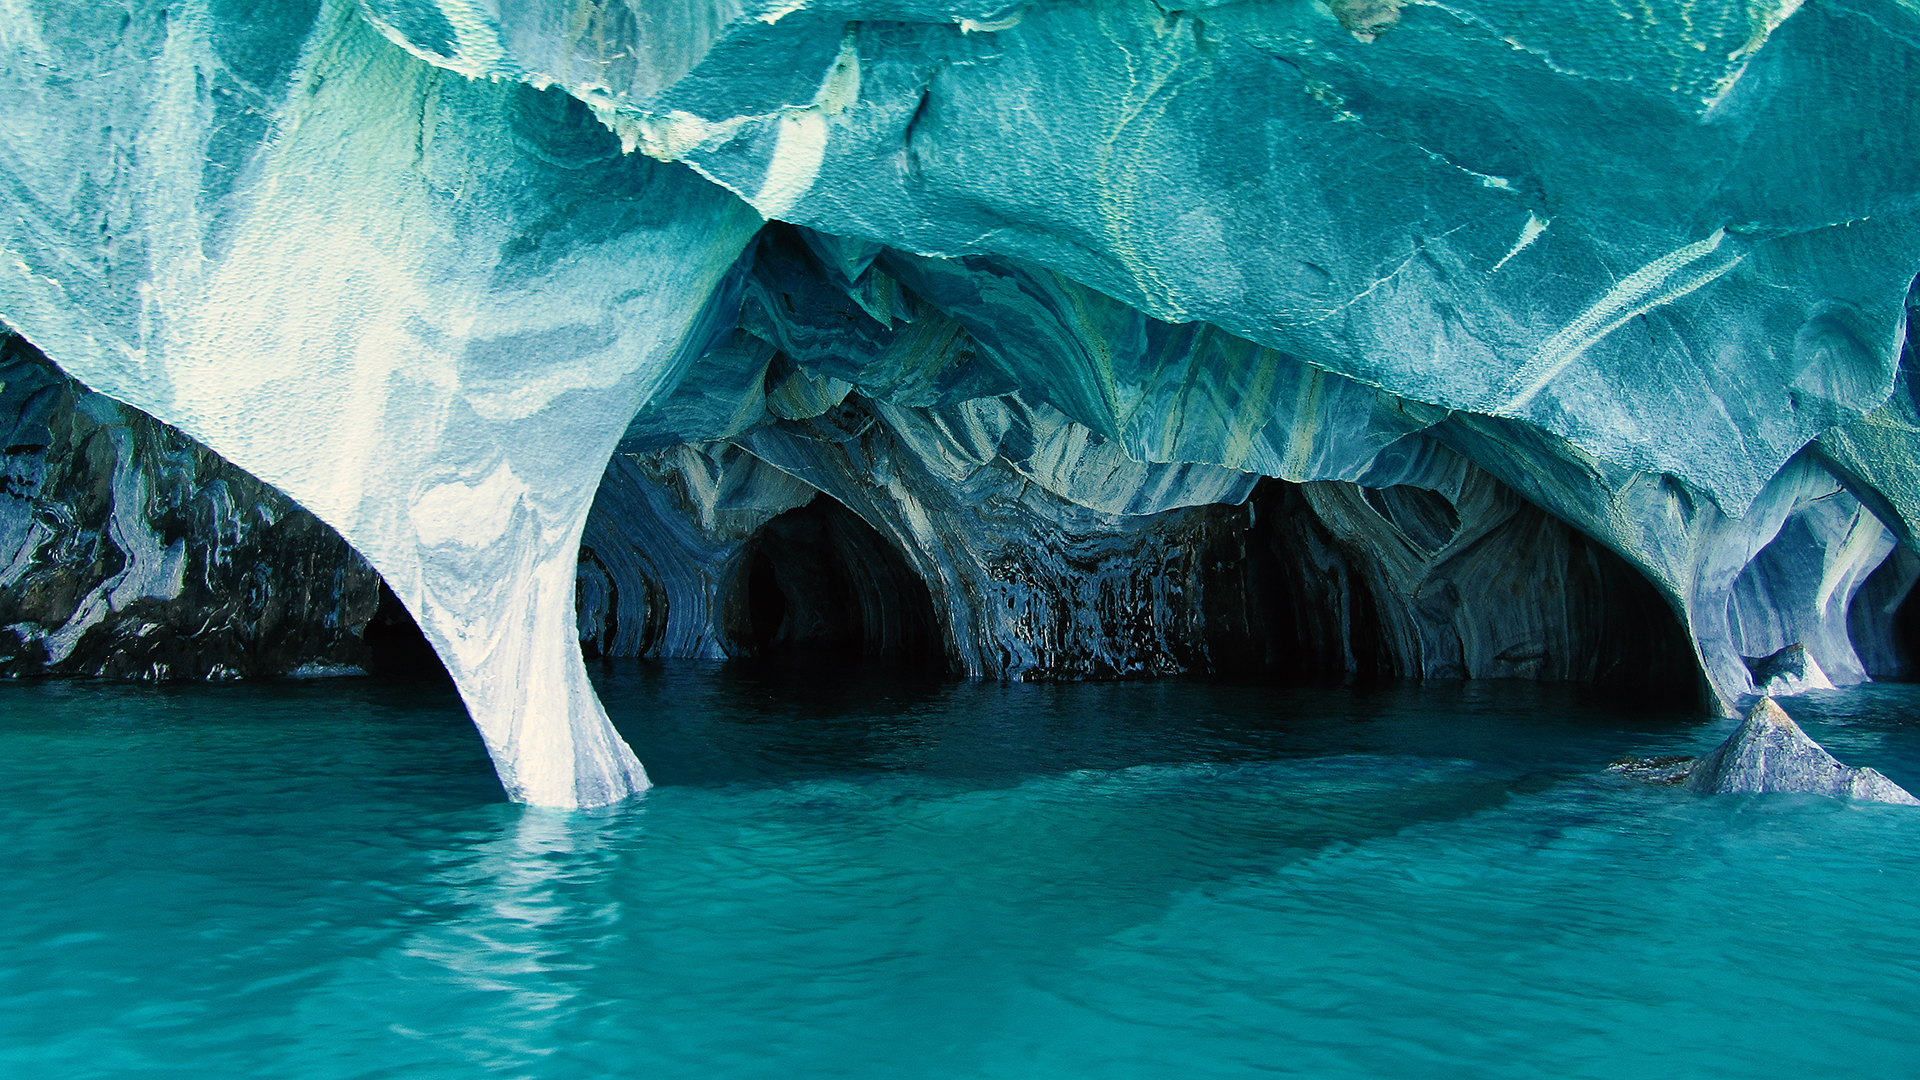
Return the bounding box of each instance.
[6,0,1920,803]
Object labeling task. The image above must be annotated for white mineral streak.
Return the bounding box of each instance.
[959,11,1026,33]
[1489,213,1549,274]
[1493,229,1745,414]
[359,0,512,79]
[21,424,189,666]
[1703,0,1809,107]
[756,0,810,25]
[751,30,860,219]
[593,25,858,217]
[0,1,761,806]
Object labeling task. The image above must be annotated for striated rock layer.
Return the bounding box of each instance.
[582,394,1700,692]
[6,0,1920,803]
[0,334,380,680]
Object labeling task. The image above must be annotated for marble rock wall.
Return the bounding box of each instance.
[8,0,1920,804]
[0,334,380,680]
[577,394,1699,693]
[579,218,1908,710]
[358,0,1920,524]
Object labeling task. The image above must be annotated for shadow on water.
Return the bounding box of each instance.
[590,660,1705,790]
[579,661,1717,919]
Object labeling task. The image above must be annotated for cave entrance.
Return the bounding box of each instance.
[736,495,943,667]
[1850,546,1920,680]
[363,581,451,682]
[1230,477,1699,701]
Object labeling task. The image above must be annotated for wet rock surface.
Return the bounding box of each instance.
[7,0,1920,801]
[1605,755,1698,786]
[1686,698,1920,804]
[0,335,380,680]
[1744,643,1835,698]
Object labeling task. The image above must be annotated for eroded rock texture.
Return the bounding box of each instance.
[1,1,761,805]
[358,0,1920,512]
[1687,697,1919,804]
[7,0,1920,804]
[0,334,380,679]
[583,378,1697,691]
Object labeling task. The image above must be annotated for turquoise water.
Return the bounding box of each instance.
[2,666,1918,1079]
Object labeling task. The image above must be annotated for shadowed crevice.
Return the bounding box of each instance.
[734,494,944,667]
[362,580,449,682]
[1214,477,1698,701]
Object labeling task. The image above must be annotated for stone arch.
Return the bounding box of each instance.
[1725,486,1896,690]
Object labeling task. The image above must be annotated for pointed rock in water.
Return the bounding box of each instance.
[1686,698,1919,804]
[1743,643,1835,698]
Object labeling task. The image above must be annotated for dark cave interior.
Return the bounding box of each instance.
[736,494,945,667]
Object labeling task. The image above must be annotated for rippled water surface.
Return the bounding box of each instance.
[3,666,1919,1079]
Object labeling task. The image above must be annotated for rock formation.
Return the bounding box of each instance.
[5,0,1920,804]
[1686,698,1919,804]
[1744,642,1834,697]
[582,392,1699,687]
[0,334,379,679]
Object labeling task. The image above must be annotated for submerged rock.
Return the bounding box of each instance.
[1744,643,1835,698]
[1606,755,1698,786]
[1686,699,1919,804]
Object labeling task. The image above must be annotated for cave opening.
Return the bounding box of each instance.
[1889,573,1920,680]
[735,494,944,667]
[1850,546,1920,680]
[362,581,450,682]
[1574,539,1703,701]
[1225,477,1700,702]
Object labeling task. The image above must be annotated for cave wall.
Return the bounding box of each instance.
[579,390,1702,695]
[582,219,1902,709]
[7,0,1920,804]
[1849,547,1920,680]
[737,493,943,662]
[355,0,1920,521]
[0,334,380,679]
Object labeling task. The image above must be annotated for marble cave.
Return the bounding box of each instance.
[7,0,1920,814]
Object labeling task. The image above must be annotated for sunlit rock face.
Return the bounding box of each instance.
[1,0,761,806]
[7,0,1920,804]
[363,0,1920,512]
[1687,697,1920,804]
[0,334,380,680]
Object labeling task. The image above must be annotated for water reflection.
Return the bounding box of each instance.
[389,805,643,1068]
[1,670,1916,1080]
